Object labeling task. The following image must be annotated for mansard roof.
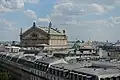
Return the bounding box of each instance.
[21,22,66,36]
[39,27,64,35]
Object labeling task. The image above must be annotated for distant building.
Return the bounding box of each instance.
[5,46,20,53]
[0,45,5,52]
[98,45,120,59]
[20,22,68,50]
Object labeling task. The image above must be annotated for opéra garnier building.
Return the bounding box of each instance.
[20,22,68,50]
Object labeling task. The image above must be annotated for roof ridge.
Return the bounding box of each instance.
[39,26,47,28]
[39,26,61,33]
[51,27,61,33]
[39,26,63,35]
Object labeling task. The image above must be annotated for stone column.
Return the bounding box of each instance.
[55,68,57,76]
[56,68,59,76]
[73,73,79,80]
[69,72,73,80]
[72,72,76,80]
[63,70,68,78]
[78,74,82,80]
[82,75,87,80]
[74,73,78,80]
[58,69,63,77]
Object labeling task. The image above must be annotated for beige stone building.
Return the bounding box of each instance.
[20,22,68,50]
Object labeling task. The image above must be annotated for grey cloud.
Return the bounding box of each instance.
[0,18,19,41]
[49,0,120,41]
[0,0,40,13]
[24,9,37,19]
[58,20,119,41]
[24,0,39,4]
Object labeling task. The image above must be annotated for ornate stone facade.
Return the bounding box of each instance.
[20,22,68,50]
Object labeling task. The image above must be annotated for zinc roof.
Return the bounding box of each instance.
[74,68,120,78]
[39,27,63,35]
[36,57,60,64]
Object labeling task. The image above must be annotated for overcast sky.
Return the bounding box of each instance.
[0,0,120,41]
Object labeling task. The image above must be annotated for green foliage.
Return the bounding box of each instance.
[0,67,15,80]
[0,72,9,80]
